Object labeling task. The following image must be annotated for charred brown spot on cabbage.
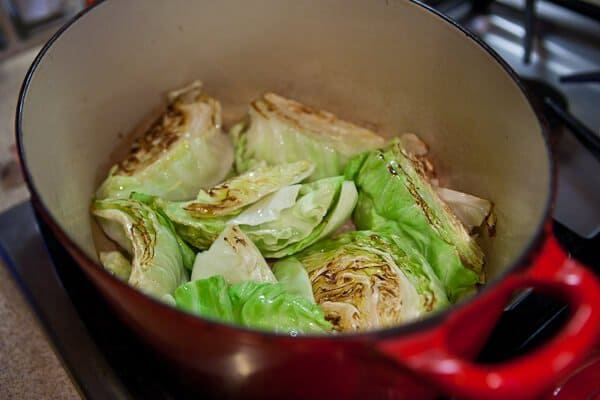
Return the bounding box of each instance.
[114,85,219,177]
[393,151,483,274]
[183,190,244,215]
[253,94,336,130]
[251,93,378,141]
[250,100,269,118]
[116,107,185,176]
[124,205,157,268]
[224,226,248,250]
[307,247,404,332]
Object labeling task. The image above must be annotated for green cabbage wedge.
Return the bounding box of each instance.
[346,140,485,300]
[92,198,190,302]
[96,81,233,201]
[231,93,385,180]
[288,231,449,332]
[175,275,332,334]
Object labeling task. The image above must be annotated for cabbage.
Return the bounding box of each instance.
[229,279,331,334]
[175,275,236,323]
[178,225,329,334]
[140,167,357,258]
[289,231,449,332]
[133,161,314,249]
[242,178,358,258]
[191,225,276,284]
[96,81,233,201]
[232,93,385,180]
[92,198,189,301]
[175,275,332,334]
[229,184,301,226]
[346,141,485,300]
[435,187,495,235]
[182,160,314,217]
[272,258,315,303]
[99,251,131,281]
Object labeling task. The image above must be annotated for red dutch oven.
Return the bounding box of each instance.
[16,1,600,399]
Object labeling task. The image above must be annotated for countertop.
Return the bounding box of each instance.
[0,48,80,399]
[0,259,80,399]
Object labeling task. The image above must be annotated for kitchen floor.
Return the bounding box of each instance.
[0,47,80,399]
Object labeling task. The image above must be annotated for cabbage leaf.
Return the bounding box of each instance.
[141,170,357,258]
[96,81,233,201]
[92,198,189,301]
[191,225,276,284]
[289,231,449,332]
[99,250,132,281]
[175,275,332,334]
[232,93,385,180]
[346,141,485,300]
[272,258,315,303]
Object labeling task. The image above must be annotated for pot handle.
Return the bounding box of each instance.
[377,233,600,400]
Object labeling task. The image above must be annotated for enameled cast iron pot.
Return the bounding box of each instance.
[16,1,600,399]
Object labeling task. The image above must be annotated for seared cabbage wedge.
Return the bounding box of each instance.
[346,140,485,300]
[397,133,496,236]
[90,86,494,335]
[138,162,358,258]
[96,81,233,201]
[176,226,331,334]
[91,198,191,302]
[277,231,449,332]
[231,93,385,180]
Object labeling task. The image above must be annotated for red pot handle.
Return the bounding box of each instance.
[378,234,600,400]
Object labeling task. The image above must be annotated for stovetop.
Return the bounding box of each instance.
[427,0,600,238]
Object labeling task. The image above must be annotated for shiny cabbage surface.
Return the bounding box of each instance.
[92,198,190,301]
[346,141,485,300]
[290,231,449,332]
[175,275,332,334]
[191,225,276,284]
[96,82,233,201]
[232,93,385,180]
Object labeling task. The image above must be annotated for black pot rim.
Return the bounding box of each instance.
[15,0,555,342]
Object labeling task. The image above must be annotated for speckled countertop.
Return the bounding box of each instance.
[0,48,80,400]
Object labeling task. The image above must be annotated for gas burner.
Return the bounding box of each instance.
[426,0,600,238]
[521,77,600,160]
[520,77,568,131]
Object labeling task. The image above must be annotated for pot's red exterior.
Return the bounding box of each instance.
[380,225,600,400]
[35,196,600,400]
[543,349,600,400]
